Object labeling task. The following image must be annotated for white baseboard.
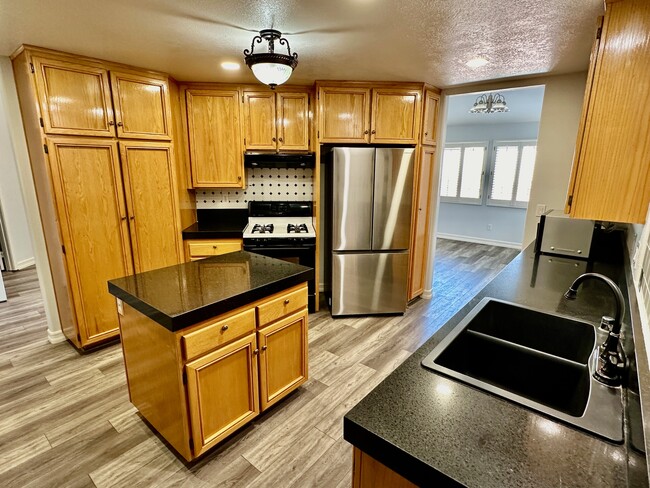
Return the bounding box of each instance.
[14,257,35,270]
[437,233,522,250]
[47,329,67,344]
[421,288,433,299]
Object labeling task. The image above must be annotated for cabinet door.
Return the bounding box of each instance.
[371,88,421,144]
[421,89,440,146]
[277,92,310,151]
[318,86,371,143]
[258,309,308,410]
[242,91,277,150]
[186,333,259,457]
[119,142,182,272]
[46,138,133,346]
[186,89,244,188]
[110,71,172,140]
[408,147,435,300]
[32,56,114,137]
[566,1,650,223]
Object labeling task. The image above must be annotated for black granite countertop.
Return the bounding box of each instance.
[182,209,248,240]
[108,251,313,331]
[344,236,648,488]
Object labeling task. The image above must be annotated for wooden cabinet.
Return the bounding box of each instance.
[118,283,309,461]
[184,239,243,261]
[370,88,421,144]
[32,56,114,137]
[257,309,308,410]
[186,89,244,188]
[566,0,650,223]
[242,90,310,151]
[110,71,172,140]
[185,333,260,456]
[119,142,183,272]
[408,146,436,300]
[318,86,371,143]
[421,89,440,146]
[353,448,417,488]
[32,55,172,140]
[317,84,421,144]
[46,138,134,345]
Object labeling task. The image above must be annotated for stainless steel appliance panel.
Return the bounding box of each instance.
[331,251,409,316]
[372,148,414,250]
[332,148,375,251]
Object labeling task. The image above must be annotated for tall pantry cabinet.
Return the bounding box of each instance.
[12,46,185,348]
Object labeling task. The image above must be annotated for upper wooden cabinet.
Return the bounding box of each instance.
[31,54,172,140]
[317,84,421,144]
[566,0,650,223]
[110,71,172,140]
[186,88,244,188]
[242,90,310,151]
[421,89,440,146]
[32,56,115,137]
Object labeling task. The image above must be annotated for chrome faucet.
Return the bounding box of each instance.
[564,273,626,387]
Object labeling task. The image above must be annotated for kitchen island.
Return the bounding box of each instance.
[108,251,313,461]
[344,234,648,487]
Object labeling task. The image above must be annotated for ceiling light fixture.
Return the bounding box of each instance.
[469,93,509,114]
[244,29,298,89]
[221,61,240,71]
[466,57,489,69]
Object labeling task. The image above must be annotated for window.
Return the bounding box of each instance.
[440,143,488,204]
[488,141,537,207]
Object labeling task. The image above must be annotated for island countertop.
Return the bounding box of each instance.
[108,251,313,332]
[344,235,648,487]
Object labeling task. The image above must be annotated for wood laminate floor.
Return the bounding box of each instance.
[0,239,518,488]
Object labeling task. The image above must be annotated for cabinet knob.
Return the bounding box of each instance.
[262,345,268,351]
[424,132,428,136]
[117,121,123,127]
[364,130,369,134]
[371,130,376,134]
[278,138,283,142]
[284,299,290,305]
[213,245,218,249]
[272,137,276,142]
[121,216,127,221]
[129,215,135,221]
[108,120,115,126]
[238,176,242,181]
[253,348,259,355]
[221,324,229,331]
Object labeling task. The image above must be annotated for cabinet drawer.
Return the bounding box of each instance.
[187,240,242,258]
[257,285,308,327]
[182,308,256,360]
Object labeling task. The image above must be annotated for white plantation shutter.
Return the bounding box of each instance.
[489,141,537,207]
[440,143,487,204]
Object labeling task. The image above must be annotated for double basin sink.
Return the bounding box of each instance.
[422,298,623,442]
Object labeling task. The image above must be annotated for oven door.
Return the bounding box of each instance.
[243,244,316,311]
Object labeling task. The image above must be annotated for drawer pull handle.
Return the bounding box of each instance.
[262,345,267,351]
[284,299,290,305]
[213,245,218,249]
[221,325,229,331]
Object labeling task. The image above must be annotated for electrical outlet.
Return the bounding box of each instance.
[535,204,547,217]
[117,298,124,316]
[487,224,493,231]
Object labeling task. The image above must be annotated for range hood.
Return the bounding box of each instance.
[244,152,315,169]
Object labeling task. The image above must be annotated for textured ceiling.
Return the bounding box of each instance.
[447,86,546,126]
[0,0,604,88]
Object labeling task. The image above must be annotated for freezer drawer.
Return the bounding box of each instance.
[331,252,409,316]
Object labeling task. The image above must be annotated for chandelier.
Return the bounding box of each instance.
[244,29,298,89]
[469,93,509,114]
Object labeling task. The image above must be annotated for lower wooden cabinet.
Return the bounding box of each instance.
[184,238,243,261]
[258,309,308,410]
[118,283,309,461]
[186,333,260,457]
[353,448,417,488]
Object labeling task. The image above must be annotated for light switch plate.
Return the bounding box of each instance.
[116,298,124,316]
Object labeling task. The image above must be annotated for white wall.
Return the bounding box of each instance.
[0,56,64,343]
[437,121,540,246]
[0,70,34,270]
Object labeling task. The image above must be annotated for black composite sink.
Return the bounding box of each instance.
[422,298,623,442]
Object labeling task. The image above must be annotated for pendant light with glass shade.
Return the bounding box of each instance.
[244,29,298,89]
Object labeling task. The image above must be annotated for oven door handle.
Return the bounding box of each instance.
[244,246,315,252]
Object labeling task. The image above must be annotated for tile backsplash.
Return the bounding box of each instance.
[631,204,650,362]
[196,168,314,209]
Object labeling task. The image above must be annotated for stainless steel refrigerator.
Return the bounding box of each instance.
[331,147,414,316]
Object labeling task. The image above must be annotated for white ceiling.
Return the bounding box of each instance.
[446,85,546,126]
[0,0,604,88]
